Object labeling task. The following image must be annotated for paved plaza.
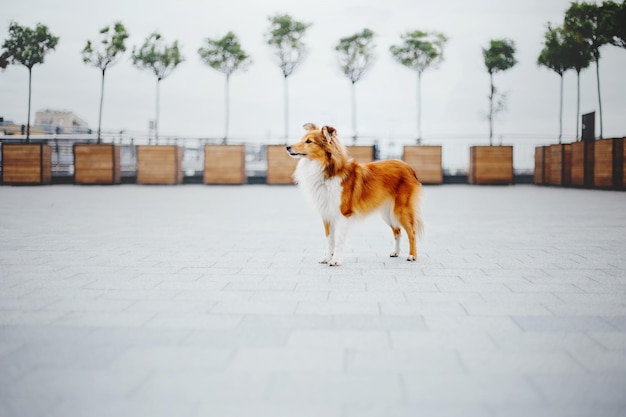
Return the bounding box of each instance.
[0,184,625,417]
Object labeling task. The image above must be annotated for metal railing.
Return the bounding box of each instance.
[0,132,563,179]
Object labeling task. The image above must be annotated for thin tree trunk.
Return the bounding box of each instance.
[488,71,494,146]
[98,69,106,144]
[417,71,422,145]
[595,58,603,139]
[576,70,581,141]
[27,67,32,142]
[155,78,160,144]
[351,81,357,144]
[224,74,230,144]
[283,75,289,143]
[558,73,563,144]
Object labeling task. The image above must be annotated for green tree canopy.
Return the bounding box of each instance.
[82,22,129,71]
[564,1,614,138]
[603,0,626,49]
[537,25,573,76]
[82,21,129,142]
[564,2,613,61]
[0,51,9,70]
[561,26,593,140]
[198,31,251,78]
[1,22,59,140]
[132,32,184,81]
[265,14,311,78]
[198,31,251,142]
[1,22,59,70]
[265,13,311,141]
[132,32,184,142]
[336,28,376,142]
[336,28,376,84]
[390,30,447,143]
[538,25,575,142]
[389,30,447,74]
[483,39,516,144]
[483,38,517,74]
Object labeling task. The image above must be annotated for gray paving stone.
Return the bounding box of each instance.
[390,330,496,350]
[229,347,344,371]
[287,329,389,349]
[347,349,464,372]
[1,184,625,416]
[268,373,405,404]
[458,349,587,374]
[513,316,617,332]
[402,374,543,405]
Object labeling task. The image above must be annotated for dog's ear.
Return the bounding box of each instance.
[303,123,318,131]
[321,126,337,143]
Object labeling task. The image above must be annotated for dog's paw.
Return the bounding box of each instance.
[319,255,332,264]
[328,259,342,267]
[406,255,417,262]
[389,251,399,258]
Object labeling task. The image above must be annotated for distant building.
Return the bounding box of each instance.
[35,110,89,134]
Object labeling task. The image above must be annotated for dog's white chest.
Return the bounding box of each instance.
[294,159,343,220]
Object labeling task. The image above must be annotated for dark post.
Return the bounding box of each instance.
[581,112,595,187]
[581,112,595,142]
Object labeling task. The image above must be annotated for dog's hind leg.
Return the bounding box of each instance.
[382,201,401,258]
[394,198,418,262]
[389,227,401,257]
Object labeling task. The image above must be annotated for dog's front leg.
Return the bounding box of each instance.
[328,217,349,266]
[319,220,334,264]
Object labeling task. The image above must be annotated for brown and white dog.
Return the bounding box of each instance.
[287,123,423,266]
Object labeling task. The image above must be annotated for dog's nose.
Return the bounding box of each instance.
[286,146,292,152]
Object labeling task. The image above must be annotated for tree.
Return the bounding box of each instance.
[390,30,447,144]
[561,27,593,140]
[335,29,376,143]
[564,2,613,139]
[132,32,184,143]
[0,51,9,70]
[198,31,251,144]
[537,24,574,143]
[82,22,129,143]
[1,22,59,141]
[603,0,626,49]
[265,14,311,141]
[482,39,517,145]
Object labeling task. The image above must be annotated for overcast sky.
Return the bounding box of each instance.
[1,0,625,145]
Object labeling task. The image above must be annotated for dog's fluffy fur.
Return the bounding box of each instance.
[287,123,423,266]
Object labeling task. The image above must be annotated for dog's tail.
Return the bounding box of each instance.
[413,183,425,239]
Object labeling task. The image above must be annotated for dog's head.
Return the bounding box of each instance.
[286,123,349,178]
[287,123,341,160]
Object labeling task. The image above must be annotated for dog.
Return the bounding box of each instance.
[287,123,423,266]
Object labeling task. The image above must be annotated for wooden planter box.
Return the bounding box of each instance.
[623,138,626,189]
[74,144,121,185]
[137,145,183,185]
[469,146,513,185]
[266,144,298,184]
[346,145,375,164]
[203,144,246,184]
[534,146,548,185]
[1,143,51,185]
[594,138,625,190]
[548,144,572,186]
[403,145,443,184]
[571,141,594,188]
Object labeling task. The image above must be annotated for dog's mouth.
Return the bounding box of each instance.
[286,147,307,158]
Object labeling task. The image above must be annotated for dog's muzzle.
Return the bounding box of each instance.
[286,146,305,157]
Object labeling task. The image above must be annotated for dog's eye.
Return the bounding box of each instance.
[305,139,312,144]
